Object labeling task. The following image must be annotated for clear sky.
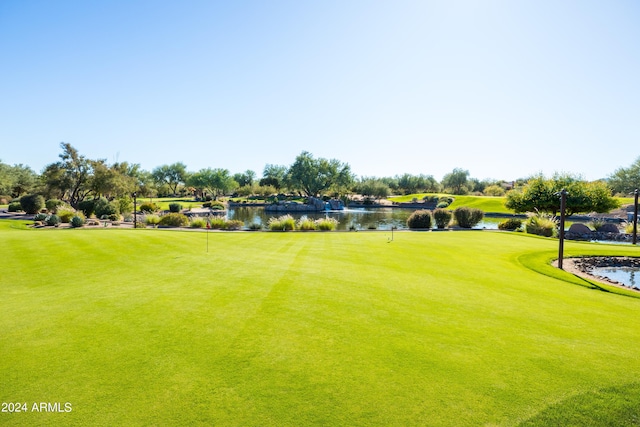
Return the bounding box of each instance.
[1,0,638,181]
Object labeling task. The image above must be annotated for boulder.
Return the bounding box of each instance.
[599,223,620,234]
[568,223,592,234]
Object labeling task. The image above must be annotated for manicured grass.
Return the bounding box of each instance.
[2,222,640,425]
[389,193,513,214]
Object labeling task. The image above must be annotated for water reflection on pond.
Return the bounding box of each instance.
[226,207,503,231]
[591,267,640,289]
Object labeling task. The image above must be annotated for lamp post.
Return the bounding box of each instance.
[133,192,137,228]
[633,189,638,245]
[557,189,568,270]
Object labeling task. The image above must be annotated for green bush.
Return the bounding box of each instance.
[483,185,505,197]
[145,215,161,227]
[108,214,121,222]
[45,199,67,213]
[190,218,207,228]
[223,220,244,230]
[78,199,96,217]
[58,209,76,223]
[46,214,60,226]
[297,216,316,231]
[158,213,189,227]
[316,217,338,231]
[454,207,484,228]
[498,218,523,231]
[526,213,556,237]
[94,197,119,218]
[118,196,134,215]
[134,221,147,228]
[34,213,48,222]
[139,202,160,213]
[587,218,606,231]
[207,217,226,229]
[8,201,22,212]
[169,203,183,213]
[407,210,433,229]
[203,201,225,210]
[436,201,450,209]
[268,215,295,231]
[70,215,85,228]
[248,222,262,230]
[20,194,45,214]
[433,208,452,229]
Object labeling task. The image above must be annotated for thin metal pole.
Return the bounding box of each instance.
[633,189,638,245]
[558,189,567,270]
[133,192,137,228]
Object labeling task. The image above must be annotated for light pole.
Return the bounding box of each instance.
[557,189,568,270]
[133,192,137,228]
[632,189,639,245]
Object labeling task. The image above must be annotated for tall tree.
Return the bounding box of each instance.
[151,162,187,195]
[608,157,640,194]
[260,164,287,190]
[41,143,93,207]
[187,168,237,199]
[441,168,470,195]
[286,151,354,197]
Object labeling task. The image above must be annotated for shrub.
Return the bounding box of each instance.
[108,213,121,222]
[407,210,433,229]
[158,213,189,227]
[268,215,295,231]
[34,213,48,222]
[0,195,10,204]
[70,215,85,228]
[134,221,147,228]
[145,215,161,227]
[433,208,452,229]
[454,207,484,228]
[203,201,225,210]
[58,209,76,223]
[8,201,22,212]
[139,202,160,213]
[297,216,316,231]
[46,214,60,226]
[248,222,262,231]
[78,199,96,217]
[20,194,45,214]
[316,217,338,231]
[94,197,119,218]
[588,218,607,231]
[498,218,523,231]
[190,218,207,228]
[208,217,226,229]
[436,201,449,209]
[169,203,183,213]
[223,220,244,230]
[118,196,134,215]
[483,185,506,197]
[526,213,557,237]
[45,199,67,213]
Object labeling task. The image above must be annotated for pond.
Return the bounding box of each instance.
[591,267,640,289]
[226,207,504,231]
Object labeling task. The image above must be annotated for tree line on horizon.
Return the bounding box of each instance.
[1,143,638,214]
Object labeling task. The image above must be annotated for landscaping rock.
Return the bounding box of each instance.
[599,223,620,233]
[568,223,592,234]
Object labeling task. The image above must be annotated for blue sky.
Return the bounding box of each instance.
[1,0,638,181]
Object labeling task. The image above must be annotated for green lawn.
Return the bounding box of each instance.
[2,221,640,426]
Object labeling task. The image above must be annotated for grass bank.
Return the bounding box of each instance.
[1,222,640,425]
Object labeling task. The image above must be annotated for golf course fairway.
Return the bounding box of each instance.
[2,221,640,426]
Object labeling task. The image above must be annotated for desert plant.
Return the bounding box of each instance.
[70,215,85,228]
[45,214,60,226]
[134,221,147,228]
[433,208,453,229]
[58,208,76,223]
[118,196,134,215]
[203,201,225,210]
[498,218,523,231]
[158,213,189,227]
[78,199,96,218]
[45,199,67,213]
[8,201,22,212]
[297,216,317,231]
[208,217,227,229]
[94,197,119,218]
[223,220,244,230]
[316,217,338,231]
[453,207,484,228]
[525,213,557,237]
[588,218,607,231]
[483,185,506,197]
[107,213,121,222]
[20,194,45,214]
[139,202,160,213]
[34,213,48,222]
[268,215,295,231]
[248,222,262,230]
[190,218,207,228]
[169,203,183,213]
[407,210,433,229]
[145,215,161,227]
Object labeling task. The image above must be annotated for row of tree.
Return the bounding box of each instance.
[2,143,639,214]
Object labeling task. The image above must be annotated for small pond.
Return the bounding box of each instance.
[591,267,640,289]
[226,207,503,231]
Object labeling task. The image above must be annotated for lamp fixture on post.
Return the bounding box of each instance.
[557,189,568,270]
[133,192,137,229]
[633,189,638,245]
